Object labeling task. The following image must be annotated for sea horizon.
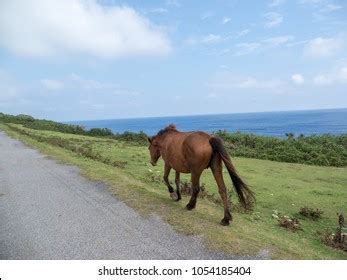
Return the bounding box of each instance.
[68,107,347,137]
[67,107,347,123]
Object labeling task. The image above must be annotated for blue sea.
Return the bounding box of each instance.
[69,108,347,138]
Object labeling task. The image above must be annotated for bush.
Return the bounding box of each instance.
[215,130,347,167]
[25,120,86,135]
[299,207,323,220]
[113,131,148,145]
[87,128,113,137]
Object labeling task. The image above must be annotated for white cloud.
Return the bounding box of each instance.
[234,35,294,56]
[222,17,231,24]
[70,74,140,97]
[208,71,284,90]
[322,4,342,12]
[313,74,333,85]
[148,8,169,14]
[313,67,347,85]
[264,12,283,28]
[291,74,305,84]
[40,74,140,96]
[269,0,286,7]
[185,34,224,45]
[286,39,309,47]
[68,74,115,91]
[206,48,231,56]
[234,43,262,56]
[200,34,224,44]
[304,37,343,58]
[237,29,250,37]
[0,0,171,58]
[300,0,342,12]
[40,79,64,91]
[166,0,181,8]
[300,0,343,19]
[262,35,294,46]
[200,11,214,20]
[299,0,322,4]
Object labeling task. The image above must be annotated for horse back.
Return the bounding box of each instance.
[183,131,213,159]
[163,131,213,173]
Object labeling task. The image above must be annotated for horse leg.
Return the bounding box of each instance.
[163,164,178,200]
[175,171,182,201]
[185,171,201,210]
[210,153,232,226]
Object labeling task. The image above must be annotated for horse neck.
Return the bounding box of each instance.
[157,131,176,147]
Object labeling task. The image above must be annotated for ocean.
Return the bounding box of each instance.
[69,108,347,137]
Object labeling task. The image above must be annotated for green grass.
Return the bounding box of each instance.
[2,111,346,167]
[1,123,346,259]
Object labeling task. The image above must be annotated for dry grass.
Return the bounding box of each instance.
[278,216,302,232]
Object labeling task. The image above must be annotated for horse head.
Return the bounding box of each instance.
[147,124,177,166]
[148,136,161,166]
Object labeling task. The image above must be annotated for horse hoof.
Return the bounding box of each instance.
[170,192,178,200]
[220,218,230,226]
[176,196,182,202]
[185,204,195,210]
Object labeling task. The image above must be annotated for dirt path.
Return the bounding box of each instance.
[0,131,256,259]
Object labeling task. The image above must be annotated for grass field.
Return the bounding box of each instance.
[1,123,346,259]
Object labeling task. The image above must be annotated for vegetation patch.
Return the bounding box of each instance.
[278,216,302,232]
[321,213,347,252]
[6,124,127,168]
[215,130,347,167]
[299,207,324,221]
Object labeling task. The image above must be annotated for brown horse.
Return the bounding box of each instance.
[147,124,254,226]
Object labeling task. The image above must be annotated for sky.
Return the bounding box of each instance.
[0,0,346,121]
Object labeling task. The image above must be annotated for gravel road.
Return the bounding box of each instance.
[0,131,268,259]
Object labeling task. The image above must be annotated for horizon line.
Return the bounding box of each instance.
[66,107,347,123]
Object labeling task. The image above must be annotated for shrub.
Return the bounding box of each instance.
[215,130,347,167]
[299,207,323,220]
[113,131,148,145]
[25,120,86,135]
[87,128,113,137]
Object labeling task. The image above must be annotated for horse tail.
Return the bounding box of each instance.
[209,137,255,209]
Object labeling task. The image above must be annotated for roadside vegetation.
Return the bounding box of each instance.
[1,114,346,259]
[215,130,347,167]
[1,112,346,167]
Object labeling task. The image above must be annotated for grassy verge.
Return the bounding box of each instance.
[1,123,346,259]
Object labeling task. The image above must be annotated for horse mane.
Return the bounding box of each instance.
[157,124,177,136]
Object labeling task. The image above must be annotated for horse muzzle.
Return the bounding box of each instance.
[150,161,157,166]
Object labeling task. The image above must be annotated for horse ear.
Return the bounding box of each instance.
[148,137,152,143]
